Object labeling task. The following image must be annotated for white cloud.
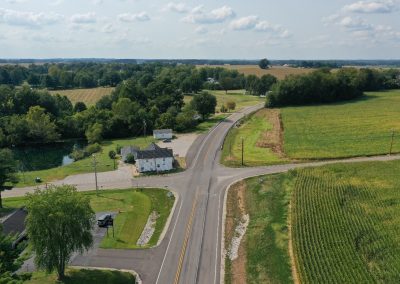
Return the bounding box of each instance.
[164,2,189,13]
[339,16,373,30]
[0,8,63,27]
[230,16,291,38]
[101,23,114,33]
[230,16,258,30]
[343,0,398,13]
[182,5,235,24]
[118,12,150,22]
[70,12,97,24]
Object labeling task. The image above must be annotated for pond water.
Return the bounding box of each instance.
[12,140,87,171]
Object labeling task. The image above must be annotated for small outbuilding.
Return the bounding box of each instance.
[153,129,173,140]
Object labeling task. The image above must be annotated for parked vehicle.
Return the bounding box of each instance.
[163,139,172,143]
[97,214,113,227]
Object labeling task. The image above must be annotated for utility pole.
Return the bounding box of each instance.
[389,130,395,155]
[241,137,244,166]
[93,154,98,196]
[143,119,147,139]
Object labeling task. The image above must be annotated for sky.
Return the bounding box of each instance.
[0,0,399,59]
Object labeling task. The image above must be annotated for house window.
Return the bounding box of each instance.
[163,158,165,161]
[141,167,144,171]
[146,159,148,162]
[157,164,160,167]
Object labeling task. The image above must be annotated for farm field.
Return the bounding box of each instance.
[49,87,114,105]
[27,268,136,284]
[221,109,286,167]
[15,136,156,187]
[292,161,400,283]
[3,188,174,249]
[226,159,400,283]
[184,90,264,112]
[197,65,315,80]
[282,90,400,159]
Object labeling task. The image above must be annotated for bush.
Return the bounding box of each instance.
[125,153,135,164]
[69,143,101,161]
[85,143,101,155]
[116,144,122,155]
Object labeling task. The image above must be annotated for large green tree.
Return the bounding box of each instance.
[259,58,270,69]
[0,149,18,209]
[26,185,95,280]
[25,106,60,143]
[0,226,24,283]
[190,91,217,120]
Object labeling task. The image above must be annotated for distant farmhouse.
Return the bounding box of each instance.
[121,143,174,173]
[153,129,173,140]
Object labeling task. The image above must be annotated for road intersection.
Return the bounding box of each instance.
[6,103,400,284]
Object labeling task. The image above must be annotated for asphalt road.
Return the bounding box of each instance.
[6,103,400,284]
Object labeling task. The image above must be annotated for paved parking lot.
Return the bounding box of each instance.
[156,134,199,157]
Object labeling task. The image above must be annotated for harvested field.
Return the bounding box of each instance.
[197,65,316,80]
[50,87,114,105]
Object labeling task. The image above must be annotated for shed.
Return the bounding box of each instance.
[153,129,173,140]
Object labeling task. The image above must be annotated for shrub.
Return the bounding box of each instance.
[125,153,135,164]
[85,143,101,155]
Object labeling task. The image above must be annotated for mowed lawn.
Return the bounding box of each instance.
[27,269,136,284]
[184,90,264,112]
[50,87,114,105]
[282,90,400,159]
[16,136,156,187]
[3,188,174,249]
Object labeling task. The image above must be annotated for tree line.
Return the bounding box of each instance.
[266,68,400,107]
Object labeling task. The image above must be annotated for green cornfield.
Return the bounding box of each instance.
[291,166,400,283]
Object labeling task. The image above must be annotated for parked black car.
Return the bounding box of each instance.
[97,214,113,227]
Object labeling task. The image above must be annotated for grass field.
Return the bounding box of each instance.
[224,176,293,284]
[26,268,135,284]
[16,136,156,187]
[221,109,286,167]
[282,90,400,159]
[184,90,264,112]
[50,87,114,105]
[226,159,400,283]
[3,188,174,249]
[292,161,400,283]
[197,65,315,80]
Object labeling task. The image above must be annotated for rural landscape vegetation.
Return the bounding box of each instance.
[1,1,400,284]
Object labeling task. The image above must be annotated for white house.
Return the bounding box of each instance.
[122,143,174,173]
[153,129,173,140]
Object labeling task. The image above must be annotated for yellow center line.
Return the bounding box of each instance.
[174,193,199,284]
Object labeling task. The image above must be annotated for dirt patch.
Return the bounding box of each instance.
[288,202,300,284]
[225,181,248,284]
[256,109,285,157]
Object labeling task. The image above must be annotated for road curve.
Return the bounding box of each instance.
[6,103,400,284]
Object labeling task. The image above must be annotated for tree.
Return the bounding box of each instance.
[85,123,103,144]
[0,226,24,283]
[226,101,236,112]
[26,185,95,280]
[0,149,18,209]
[259,58,270,70]
[73,102,87,113]
[108,150,117,170]
[25,106,60,143]
[190,91,217,120]
[219,77,234,94]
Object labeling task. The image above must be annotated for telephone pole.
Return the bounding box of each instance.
[93,154,99,196]
[143,119,147,139]
[241,137,244,166]
[389,130,395,155]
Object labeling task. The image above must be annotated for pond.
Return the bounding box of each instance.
[12,140,87,172]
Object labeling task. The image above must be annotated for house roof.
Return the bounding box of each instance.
[134,143,173,160]
[153,129,172,135]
